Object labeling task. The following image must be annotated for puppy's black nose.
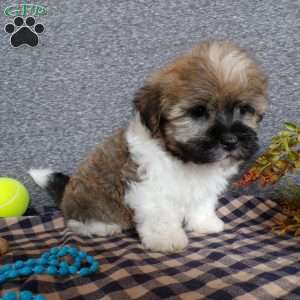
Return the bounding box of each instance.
[221,133,238,150]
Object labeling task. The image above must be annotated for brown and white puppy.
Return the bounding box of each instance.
[30,40,268,252]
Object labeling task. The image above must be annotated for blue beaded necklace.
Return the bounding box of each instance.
[0,246,100,300]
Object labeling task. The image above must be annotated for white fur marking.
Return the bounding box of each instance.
[67,220,122,237]
[185,211,225,234]
[125,114,238,252]
[28,168,53,188]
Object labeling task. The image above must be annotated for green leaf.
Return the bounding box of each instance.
[270,155,281,161]
[271,136,281,143]
[288,151,299,161]
[280,131,292,137]
[288,138,299,147]
[268,144,281,150]
[283,138,290,152]
[256,157,270,164]
[284,122,298,131]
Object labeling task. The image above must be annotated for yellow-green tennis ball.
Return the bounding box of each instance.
[0,178,30,217]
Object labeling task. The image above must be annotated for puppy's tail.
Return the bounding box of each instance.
[29,169,70,205]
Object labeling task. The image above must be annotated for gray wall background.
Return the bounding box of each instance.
[0,0,299,208]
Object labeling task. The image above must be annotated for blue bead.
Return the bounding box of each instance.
[57,248,68,257]
[78,251,86,259]
[75,257,82,263]
[47,266,57,275]
[68,247,78,256]
[0,273,7,283]
[75,255,82,261]
[68,265,77,274]
[74,261,81,269]
[39,258,48,265]
[15,260,24,269]
[86,255,94,264]
[33,265,44,274]
[59,261,69,269]
[58,266,69,276]
[1,264,11,272]
[0,267,9,276]
[49,259,58,266]
[20,290,33,300]
[50,247,59,254]
[79,267,90,276]
[19,267,33,276]
[49,255,57,261]
[26,259,37,267]
[40,253,49,261]
[62,246,70,253]
[7,269,18,279]
[3,291,17,300]
[90,261,100,273]
[34,295,46,300]
[41,252,49,258]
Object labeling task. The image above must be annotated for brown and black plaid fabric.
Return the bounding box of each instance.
[1,196,300,300]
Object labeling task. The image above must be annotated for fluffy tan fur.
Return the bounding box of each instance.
[61,130,136,229]
[136,40,267,160]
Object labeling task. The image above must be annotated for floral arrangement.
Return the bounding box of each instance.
[236,122,300,236]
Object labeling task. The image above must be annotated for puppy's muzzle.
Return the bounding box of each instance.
[220,133,238,151]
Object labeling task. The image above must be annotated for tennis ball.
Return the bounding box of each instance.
[0,178,30,217]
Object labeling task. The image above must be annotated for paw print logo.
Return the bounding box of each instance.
[5,17,44,47]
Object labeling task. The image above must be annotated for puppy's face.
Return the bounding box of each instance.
[135,41,268,164]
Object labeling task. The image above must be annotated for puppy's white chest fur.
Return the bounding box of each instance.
[125,115,238,228]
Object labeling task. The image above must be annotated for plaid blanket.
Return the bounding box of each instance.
[0,196,299,300]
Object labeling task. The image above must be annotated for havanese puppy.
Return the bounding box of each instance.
[30,40,268,252]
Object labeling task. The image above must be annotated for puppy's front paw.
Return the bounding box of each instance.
[140,228,188,253]
[186,215,224,234]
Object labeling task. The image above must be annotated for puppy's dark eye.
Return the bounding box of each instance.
[189,105,208,119]
[239,104,255,115]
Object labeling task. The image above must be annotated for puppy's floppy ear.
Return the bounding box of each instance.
[134,84,162,134]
